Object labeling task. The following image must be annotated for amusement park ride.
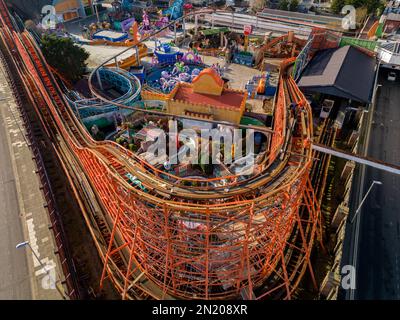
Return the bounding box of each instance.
[2,0,396,301]
[0,1,324,300]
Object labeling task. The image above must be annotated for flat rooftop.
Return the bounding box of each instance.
[172,84,246,110]
[260,8,342,25]
[298,45,376,103]
[93,30,127,40]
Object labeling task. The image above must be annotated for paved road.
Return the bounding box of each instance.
[0,96,31,299]
[355,69,400,299]
[340,67,400,300]
[0,61,65,300]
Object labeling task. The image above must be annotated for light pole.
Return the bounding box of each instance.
[350,180,382,224]
[93,1,100,24]
[16,241,66,299]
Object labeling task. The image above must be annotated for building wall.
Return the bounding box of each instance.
[192,73,224,96]
[378,47,400,66]
[54,0,86,21]
[167,100,243,124]
[54,0,80,12]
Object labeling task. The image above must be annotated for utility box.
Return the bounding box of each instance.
[320,99,334,119]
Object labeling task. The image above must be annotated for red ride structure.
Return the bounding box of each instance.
[0,1,324,300]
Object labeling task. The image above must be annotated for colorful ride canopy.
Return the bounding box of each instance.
[163,0,184,21]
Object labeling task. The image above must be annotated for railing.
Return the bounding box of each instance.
[0,35,81,299]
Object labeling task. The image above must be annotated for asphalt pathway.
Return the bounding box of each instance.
[0,92,31,299]
[355,69,400,299]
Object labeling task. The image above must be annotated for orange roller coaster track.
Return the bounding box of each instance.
[0,2,322,299]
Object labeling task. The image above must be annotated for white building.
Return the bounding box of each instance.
[377,41,400,69]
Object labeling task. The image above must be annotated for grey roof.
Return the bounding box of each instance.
[260,8,342,24]
[381,41,400,54]
[387,12,400,21]
[298,45,376,103]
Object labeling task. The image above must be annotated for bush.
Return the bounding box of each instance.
[331,0,384,14]
[331,0,346,13]
[41,35,89,83]
[278,0,289,10]
[289,0,299,11]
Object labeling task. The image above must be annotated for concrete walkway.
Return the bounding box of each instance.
[0,62,65,300]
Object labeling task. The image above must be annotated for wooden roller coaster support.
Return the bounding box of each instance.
[41,40,316,295]
[268,58,295,164]
[308,118,336,245]
[49,65,73,88]
[286,75,324,253]
[258,33,307,70]
[287,174,318,297]
[1,2,323,299]
[268,72,316,297]
[99,62,317,299]
[11,29,147,299]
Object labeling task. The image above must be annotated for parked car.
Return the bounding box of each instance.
[388,71,397,81]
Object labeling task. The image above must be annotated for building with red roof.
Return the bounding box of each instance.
[166,68,247,125]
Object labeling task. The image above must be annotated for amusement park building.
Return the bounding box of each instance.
[52,0,107,21]
[298,45,376,103]
[0,2,338,300]
[53,0,85,21]
[167,68,247,125]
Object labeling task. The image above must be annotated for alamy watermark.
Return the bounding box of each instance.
[341,264,356,290]
[41,5,357,31]
[41,5,57,30]
[39,262,57,290]
[341,5,357,30]
[140,120,256,175]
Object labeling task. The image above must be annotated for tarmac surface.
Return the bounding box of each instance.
[0,80,31,300]
[0,61,64,300]
[64,16,271,91]
[341,67,400,300]
[355,69,400,299]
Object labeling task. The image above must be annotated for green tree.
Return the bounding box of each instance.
[375,1,385,15]
[41,35,89,83]
[331,0,346,14]
[278,0,289,10]
[132,8,143,23]
[289,0,299,11]
[364,0,385,14]
[333,0,385,14]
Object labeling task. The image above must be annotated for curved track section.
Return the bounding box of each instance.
[66,67,141,120]
[0,3,321,299]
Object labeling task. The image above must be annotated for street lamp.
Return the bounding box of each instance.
[350,180,382,224]
[16,241,66,299]
[93,1,100,24]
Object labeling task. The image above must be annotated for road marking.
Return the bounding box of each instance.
[0,62,62,298]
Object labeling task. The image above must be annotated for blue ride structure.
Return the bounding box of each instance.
[163,0,185,20]
[66,68,142,129]
[121,0,135,11]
